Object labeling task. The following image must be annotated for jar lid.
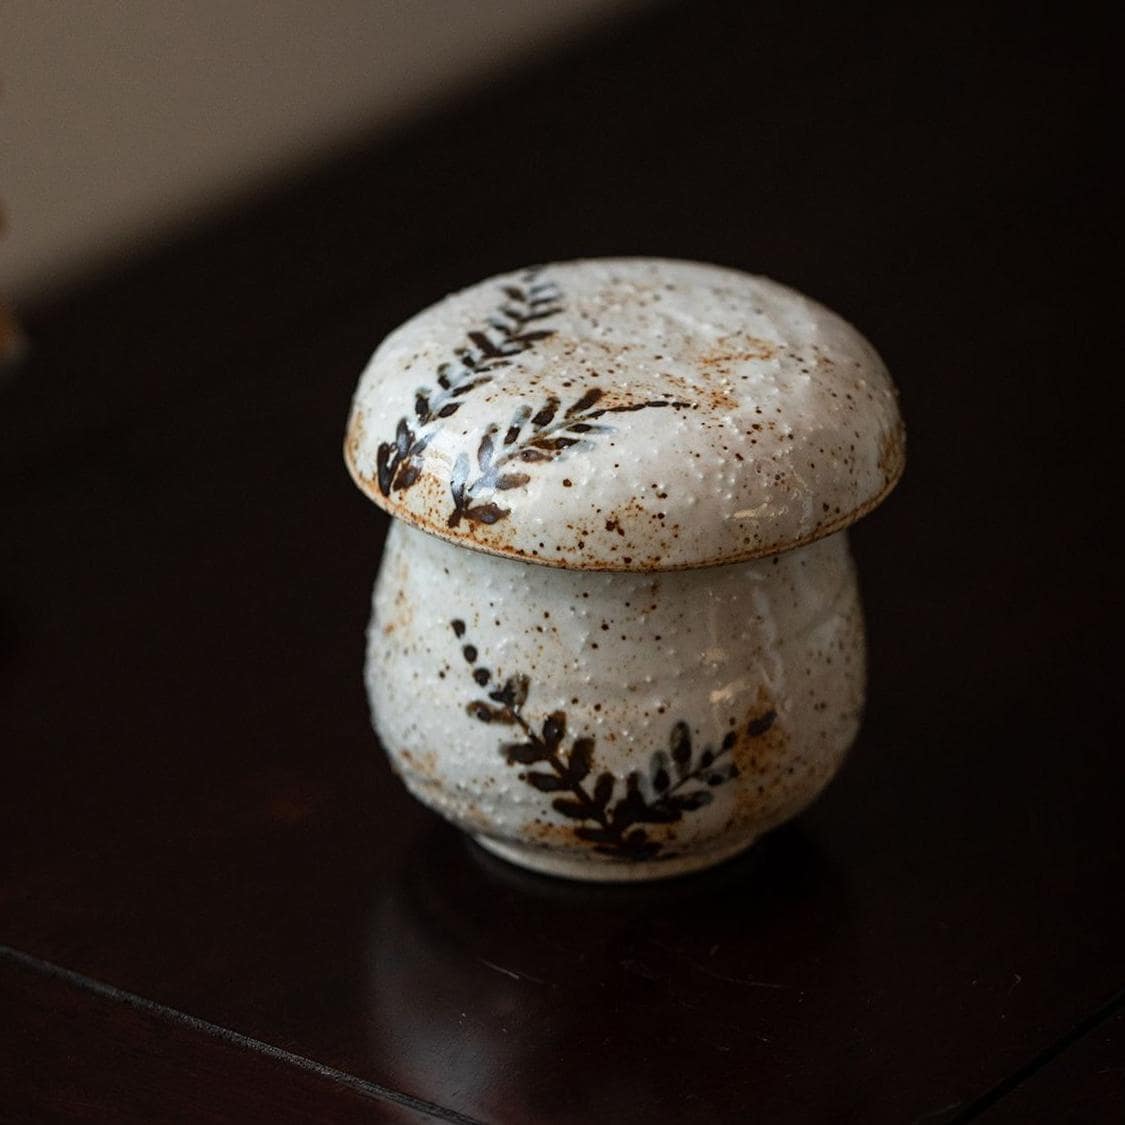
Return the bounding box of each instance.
[345,258,904,570]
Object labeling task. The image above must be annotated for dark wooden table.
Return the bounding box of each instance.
[2,3,1121,1121]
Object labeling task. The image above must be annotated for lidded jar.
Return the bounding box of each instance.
[345,258,905,881]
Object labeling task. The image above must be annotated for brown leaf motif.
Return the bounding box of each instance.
[375,270,562,510]
[453,623,775,861]
[372,269,692,528]
[446,386,690,528]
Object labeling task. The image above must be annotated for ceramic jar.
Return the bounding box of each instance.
[345,258,904,881]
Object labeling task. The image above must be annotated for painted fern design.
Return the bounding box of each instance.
[448,387,689,527]
[451,621,775,861]
[375,270,563,497]
[374,269,693,527]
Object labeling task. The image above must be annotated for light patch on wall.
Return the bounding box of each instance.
[0,0,650,302]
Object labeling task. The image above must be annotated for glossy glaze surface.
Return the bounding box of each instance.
[345,259,904,569]
[368,523,863,878]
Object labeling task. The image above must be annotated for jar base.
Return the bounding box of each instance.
[471,832,759,882]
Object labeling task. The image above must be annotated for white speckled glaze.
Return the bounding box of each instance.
[367,522,864,880]
[347,259,903,880]
[345,258,904,570]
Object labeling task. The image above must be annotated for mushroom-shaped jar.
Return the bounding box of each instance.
[345,258,904,881]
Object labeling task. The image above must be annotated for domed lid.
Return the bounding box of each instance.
[345,258,904,570]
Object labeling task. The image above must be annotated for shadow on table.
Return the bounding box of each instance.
[364,818,860,1123]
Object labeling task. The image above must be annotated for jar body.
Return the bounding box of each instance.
[367,522,865,881]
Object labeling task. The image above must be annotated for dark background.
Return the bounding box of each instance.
[2,2,1121,1121]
